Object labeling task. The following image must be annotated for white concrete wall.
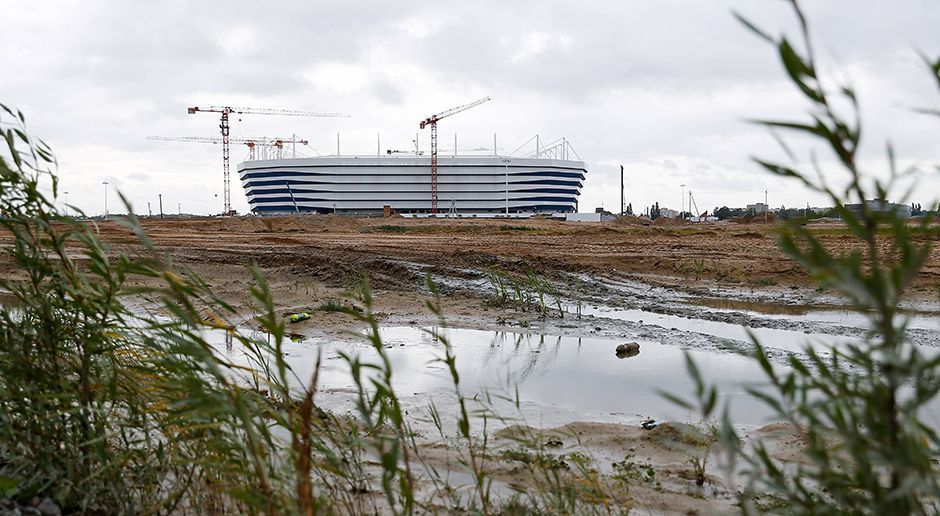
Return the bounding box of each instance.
[237,155,587,214]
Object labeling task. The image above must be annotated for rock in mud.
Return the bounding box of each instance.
[615,342,640,358]
[36,498,61,516]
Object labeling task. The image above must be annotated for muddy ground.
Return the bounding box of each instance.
[1,215,938,514]
[62,215,940,296]
[34,215,936,353]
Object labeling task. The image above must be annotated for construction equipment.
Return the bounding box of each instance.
[187,105,348,215]
[419,97,491,213]
[147,135,309,161]
[689,190,705,221]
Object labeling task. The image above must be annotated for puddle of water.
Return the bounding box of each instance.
[209,326,787,427]
[694,297,817,316]
[204,321,940,434]
[690,298,938,331]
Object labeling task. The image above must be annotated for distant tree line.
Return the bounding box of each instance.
[775,207,838,221]
[909,202,939,216]
[632,202,937,221]
[712,206,748,220]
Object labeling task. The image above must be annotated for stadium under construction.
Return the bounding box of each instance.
[237,137,587,216]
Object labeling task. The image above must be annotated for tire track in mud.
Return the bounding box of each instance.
[420,263,940,368]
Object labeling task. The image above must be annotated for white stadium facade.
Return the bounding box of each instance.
[237,142,587,216]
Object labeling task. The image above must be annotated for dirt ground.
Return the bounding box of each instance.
[50,215,940,299]
[1,215,937,514]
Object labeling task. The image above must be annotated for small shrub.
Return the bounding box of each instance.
[612,455,656,484]
[750,277,778,287]
[376,224,409,233]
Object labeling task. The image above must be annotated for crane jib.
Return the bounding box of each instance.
[185,104,348,215]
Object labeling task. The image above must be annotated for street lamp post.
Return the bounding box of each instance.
[680,184,687,219]
[63,191,69,217]
[102,181,109,218]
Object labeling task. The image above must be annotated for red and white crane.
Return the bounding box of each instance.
[419,97,491,214]
[187,105,348,215]
[147,135,309,161]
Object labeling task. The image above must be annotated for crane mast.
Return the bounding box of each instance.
[419,97,491,214]
[187,105,348,215]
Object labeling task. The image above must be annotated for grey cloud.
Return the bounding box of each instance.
[368,79,408,105]
[1,0,938,215]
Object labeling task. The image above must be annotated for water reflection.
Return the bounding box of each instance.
[208,324,930,431]
[209,326,788,426]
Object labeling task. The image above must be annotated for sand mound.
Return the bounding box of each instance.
[652,217,690,227]
[613,215,651,226]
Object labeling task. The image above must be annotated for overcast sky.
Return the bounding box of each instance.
[2,0,938,216]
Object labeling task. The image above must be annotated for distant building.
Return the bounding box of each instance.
[567,212,615,222]
[660,208,678,219]
[747,202,768,214]
[844,199,912,219]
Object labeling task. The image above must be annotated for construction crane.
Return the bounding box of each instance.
[187,105,348,215]
[147,135,309,161]
[419,97,491,213]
